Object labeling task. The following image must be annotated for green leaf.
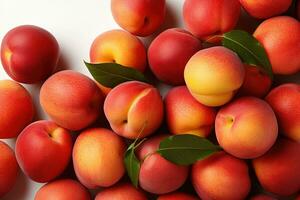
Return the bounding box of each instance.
[124,145,140,187]
[84,61,150,88]
[222,30,273,79]
[157,134,221,166]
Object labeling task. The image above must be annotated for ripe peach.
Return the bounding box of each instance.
[239,64,272,98]
[252,138,300,196]
[15,120,72,183]
[137,135,189,194]
[158,192,199,200]
[165,86,216,137]
[73,128,126,188]
[215,97,278,159]
[266,83,300,142]
[183,0,241,39]
[95,183,147,200]
[240,0,292,19]
[192,151,251,200]
[250,194,277,200]
[254,16,300,75]
[0,80,34,138]
[34,179,91,200]
[0,141,19,198]
[1,25,59,83]
[40,70,104,131]
[148,28,202,85]
[104,81,163,139]
[184,46,245,107]
[111,0,166,36]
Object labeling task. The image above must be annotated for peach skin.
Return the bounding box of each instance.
[239,64,272,98]
[15,120,72,183]
[184,46,245,107]
[95,183,147,200]
[73,128,126,188]
[40,70,104,131]
[165,86,216,137]
[183,0,241,39]
[158,192,199,200]
[104,81,164,139]
[137,135,189,194]
[0,80,34,138]
[1,25,59,83]
[215,97,278,159]
[192,151,251,200]
[240,0,292,19]
[254,16,300,75]
[252,138,300,196]
[266,83,300,142]
[34,179,91,200]
[250,194,277,200]
[0,141,19,198]
[111,0,166,36]
[148,28,202,85]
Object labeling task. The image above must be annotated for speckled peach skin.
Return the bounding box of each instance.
[158,192,199,200]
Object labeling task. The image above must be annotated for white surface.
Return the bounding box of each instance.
[0,0,184,199]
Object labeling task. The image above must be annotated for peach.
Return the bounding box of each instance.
[184,46,245,107]
[254,16,300,75]
[137,135,189,194]
[239,64,272,98]
[111,0,166,36]
[0,80,34,138]
[250,194,277,200]
[240,0,292,19]
[1,25,59,83]
[95,183,147,200]
[183,0,241,39]
[215,97,278,159]
[252,138,300,196]
[148,28,202,85]
[34,179,91,200]
[73,128,126,188]
[104,81,163,139]
[0,141,19,198]
[165,86,216,137]
[40,70,104,131]
[158,192,199,200]
[266,83,300,142]
[15,120,72,182]
[192,151,251,200]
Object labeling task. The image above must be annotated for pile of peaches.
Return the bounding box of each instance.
[1,0,300,199]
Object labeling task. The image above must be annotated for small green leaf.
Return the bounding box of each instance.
[157,134,221,165]
[84,61,150,88]
[124,145,140,187]
[222,30,273,79]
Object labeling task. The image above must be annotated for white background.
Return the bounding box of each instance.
[0,0,184,199]
[1,1,299,200]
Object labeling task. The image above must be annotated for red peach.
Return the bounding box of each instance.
[158,192,199,200]
[1,25,59,83]
[216,97,278,159]
[34,179,91,200]
[137,135,189,194]
[165,86,216,137]
[254,16,300,75]
[73,128,126,188]
[111,0,166,36]
[148,28,202,85]
[240,0,292,19]
[183,0,241,39]
[252,138,300,196]
[0,80,34,138]
[239,64,272,98]
[104,81,163,139]
[95,183,147,200]
[250,194,277,200]
[0,141,19,198]
[40,70,104,131]
[266,83,300,142]
[15,120,72,183]
[192,151,251,200]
